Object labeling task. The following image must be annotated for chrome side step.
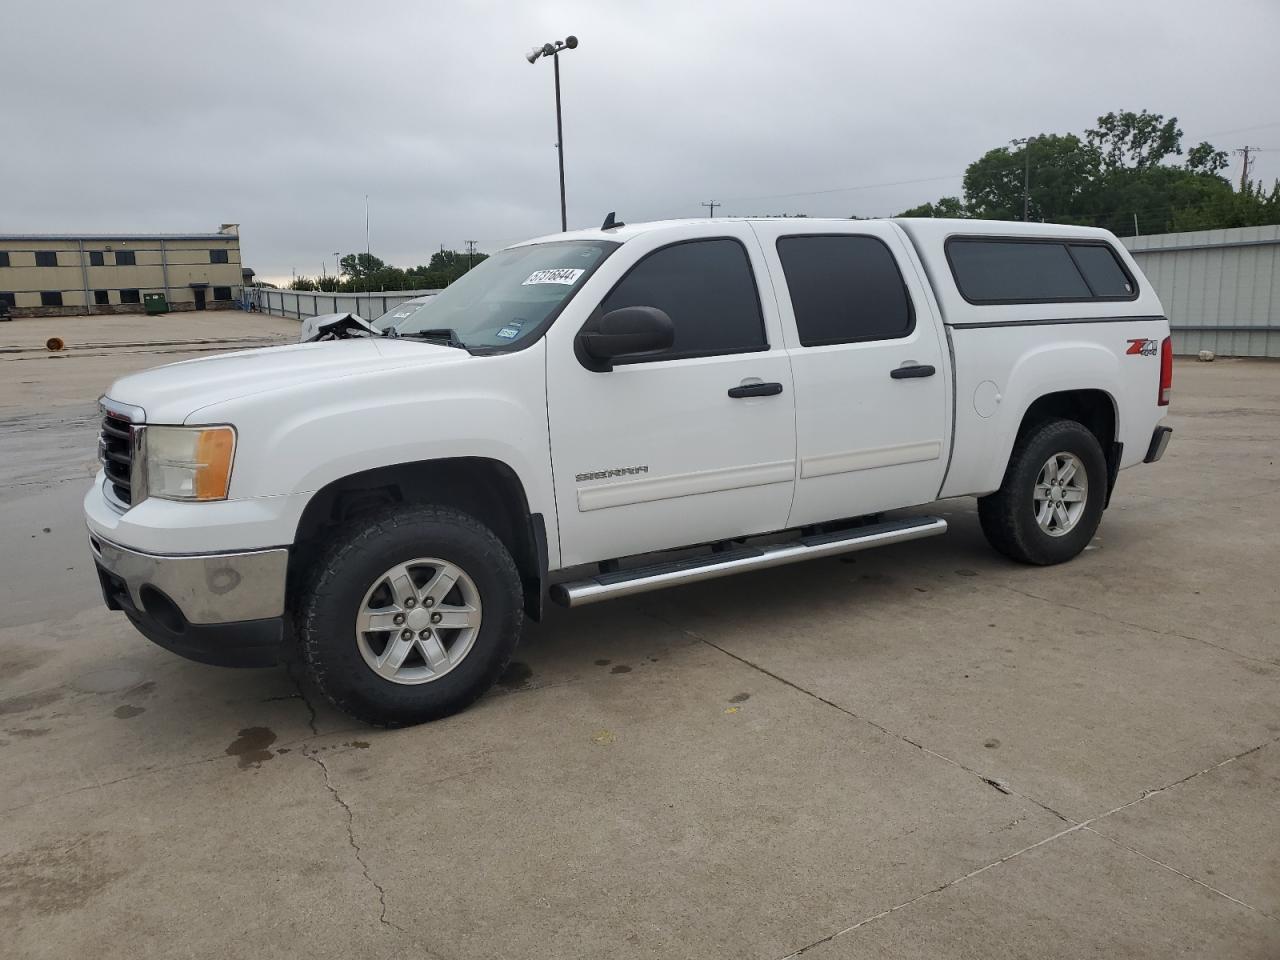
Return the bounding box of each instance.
[550,515,947,608]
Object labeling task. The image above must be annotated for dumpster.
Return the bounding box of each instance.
[143,293,169,315]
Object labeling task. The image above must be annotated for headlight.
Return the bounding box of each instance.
[141,425,236,501]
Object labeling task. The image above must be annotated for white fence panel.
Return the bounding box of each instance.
[251,288,441,322]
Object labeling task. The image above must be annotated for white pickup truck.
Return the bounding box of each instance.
[86,217,1173,725]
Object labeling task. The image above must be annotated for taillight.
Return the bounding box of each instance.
[1158,336,1173,406]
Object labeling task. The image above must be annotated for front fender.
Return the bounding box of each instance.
[193,342,557,544]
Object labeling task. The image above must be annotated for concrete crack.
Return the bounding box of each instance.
[2,725,367,816]
[773,733,1280,955]
[779,821,1088,957]
[642,608,1074,825]
[285,661,320,736]
[1084,826,1279,923]
[995,582,1278,668]
[306,749,402,933]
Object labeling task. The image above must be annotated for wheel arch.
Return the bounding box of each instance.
[290,457,548,620]
[1006,388,1122,504]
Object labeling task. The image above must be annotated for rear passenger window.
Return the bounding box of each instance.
[947,238,1137,303]
[600,238,766,360]
[776,235,914,346]
[1068,243,1135,298]
[947,239,1088,302]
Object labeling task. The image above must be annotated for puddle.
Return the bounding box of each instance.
[225,726,277,769]
[497,661,533,689]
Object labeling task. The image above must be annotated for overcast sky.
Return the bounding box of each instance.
[5,0,1279,284]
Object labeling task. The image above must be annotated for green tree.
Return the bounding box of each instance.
[897,196,968,218]
[339,252,387,282]
[898,108,1276,235]
[289,276,318,291]
[1086,109,1182,171]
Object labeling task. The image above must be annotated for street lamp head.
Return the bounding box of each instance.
[526,37,578,62]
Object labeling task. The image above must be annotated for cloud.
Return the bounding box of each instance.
[5,0,1277,283]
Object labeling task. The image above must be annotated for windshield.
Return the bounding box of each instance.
[374,240,618,349]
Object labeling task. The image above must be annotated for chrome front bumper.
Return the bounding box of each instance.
[88,533,288,625]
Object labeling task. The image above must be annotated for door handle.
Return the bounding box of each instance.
[890,363,936,380]
[727,381,784,399]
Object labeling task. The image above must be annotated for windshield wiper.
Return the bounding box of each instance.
[394,327,468,350]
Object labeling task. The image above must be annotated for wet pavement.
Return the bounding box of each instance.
[1,316,1277,959]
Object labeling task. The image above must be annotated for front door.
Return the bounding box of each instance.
[752,222,950,527]
[193,288,207,311]
[545,224,797,568]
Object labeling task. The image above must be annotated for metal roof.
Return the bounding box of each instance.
[0,232,236,242]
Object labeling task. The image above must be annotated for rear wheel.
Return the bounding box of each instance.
[297,505,522,726]
[978,418,1106,565]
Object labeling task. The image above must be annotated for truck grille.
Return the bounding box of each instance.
[99,412,136,505]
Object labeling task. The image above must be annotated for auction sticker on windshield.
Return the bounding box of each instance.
[523,268,584,285]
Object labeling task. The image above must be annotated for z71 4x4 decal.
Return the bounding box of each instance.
[1126,338,1158,356]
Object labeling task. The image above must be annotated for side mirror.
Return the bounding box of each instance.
[577,306,675,371]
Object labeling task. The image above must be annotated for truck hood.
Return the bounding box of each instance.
[105,337,467,424]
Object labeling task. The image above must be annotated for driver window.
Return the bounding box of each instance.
[599,239,767,362]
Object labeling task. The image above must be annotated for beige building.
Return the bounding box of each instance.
[0,225,245,317]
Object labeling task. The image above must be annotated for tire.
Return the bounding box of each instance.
[978,418,1107,566]
[296,505,523,726]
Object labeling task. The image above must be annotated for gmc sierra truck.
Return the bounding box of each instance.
[86,217,1173,725]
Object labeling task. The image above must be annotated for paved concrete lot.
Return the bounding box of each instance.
[1,316,1277,959]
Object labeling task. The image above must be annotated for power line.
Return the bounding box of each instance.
[716,173,964,206]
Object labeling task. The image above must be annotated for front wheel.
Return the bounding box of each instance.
[297,506,523,726]
[978,418,1107,566]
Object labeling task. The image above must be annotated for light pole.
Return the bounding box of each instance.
[334,252,341,281]
[526,35,579,232]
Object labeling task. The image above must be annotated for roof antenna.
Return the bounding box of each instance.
[601,211,624,230]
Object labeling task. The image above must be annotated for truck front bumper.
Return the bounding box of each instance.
[89,533,288,667]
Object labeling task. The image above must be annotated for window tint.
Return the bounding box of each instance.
[0,292,16,307]
[0,252,10,267]
[1069,243,1134,297]
[35,251,58,267]
[94,289,110,305]
[948,239,1091,303]
[119,288,141,304]
[40,291,63,306]
[89,251,105,266]
[777,235,914,346]
[210,249,229,264]
[115,250,136,266]
[600,239,765,360]
[213,286,232,301]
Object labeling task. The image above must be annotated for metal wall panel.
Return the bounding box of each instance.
[1123,225,1280,357]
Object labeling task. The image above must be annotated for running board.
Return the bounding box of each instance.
[550,515,947,608]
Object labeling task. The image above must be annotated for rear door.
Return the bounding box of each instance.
[752,222,950,527]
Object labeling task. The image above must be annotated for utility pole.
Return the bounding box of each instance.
[335,252,341,281]
[1011,137,1034,222]
[1133,213,1140,237]
[465,240,477,270]
[1235,146,1259,191]
[701,201,720,218]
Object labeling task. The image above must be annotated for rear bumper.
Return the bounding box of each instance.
[89,533,288,667]
[1144,425,1173,463]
